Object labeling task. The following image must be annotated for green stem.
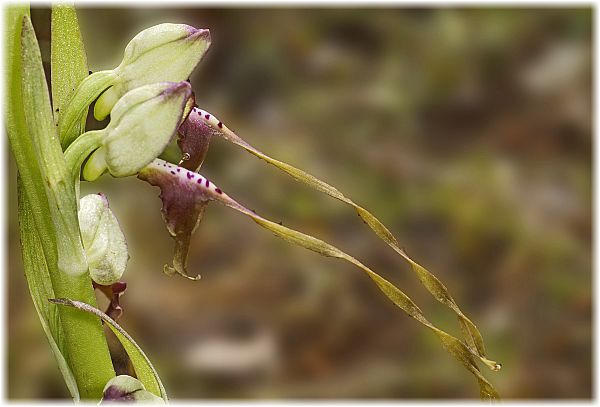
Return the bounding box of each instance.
[64,129,105,199]
[59,69,117,149]
[50,270,116,399]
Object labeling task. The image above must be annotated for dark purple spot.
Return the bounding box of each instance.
[218,122,223,128]
[204,114,210,120]
[177,168,181,172]
[197,178,203,184]
[205,179,209,187]
[187,172,194,179]
[170,171,176,175]
[215,188,222,194]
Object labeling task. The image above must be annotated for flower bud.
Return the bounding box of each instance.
[78,194,128,286]
[102,375,164,403]
[94,23,210,120]
[81,81,192,179]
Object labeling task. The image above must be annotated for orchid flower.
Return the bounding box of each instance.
[58,23,210,149]
[8,7,500,400]
[136,151,500,399]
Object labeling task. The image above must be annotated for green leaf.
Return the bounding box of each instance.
[17,14,116,399]
[5,6,57,268]
[49,299,168,402]
[184,107,499,369]
[17,180,80,401]
[51,4,89,135]
[6,5,79,398]
[21,14,87,277]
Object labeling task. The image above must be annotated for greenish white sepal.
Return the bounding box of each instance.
[78,194,128,286]
[65,81,192,181]
[94,23,210,121]
[105,81,192,177]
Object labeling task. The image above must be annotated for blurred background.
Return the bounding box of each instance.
[7,7,591,400]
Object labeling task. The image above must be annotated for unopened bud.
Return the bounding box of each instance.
[78,194,128,286]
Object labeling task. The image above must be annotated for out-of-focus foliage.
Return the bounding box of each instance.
[8,7,591,399]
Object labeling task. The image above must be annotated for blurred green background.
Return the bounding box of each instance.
[7,7,591,399]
